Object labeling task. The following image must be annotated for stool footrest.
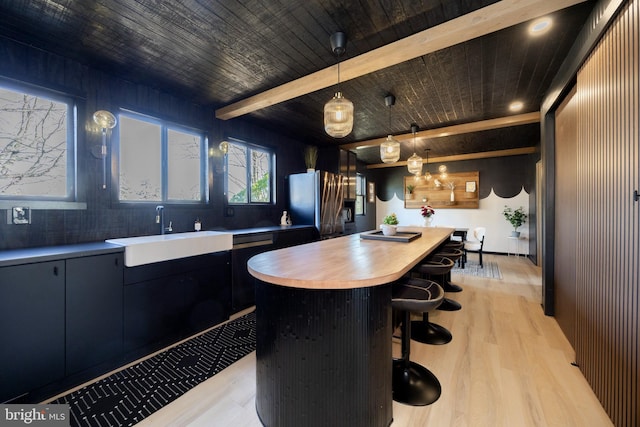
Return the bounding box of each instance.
[437,297,462,311]
[392,359,441,406]
[411,320,453,345]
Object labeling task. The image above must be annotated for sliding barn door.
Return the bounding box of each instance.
[554,85,578,349]
[572,1,639,424]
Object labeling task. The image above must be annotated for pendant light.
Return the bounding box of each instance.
[380,94,400,163]
[438,164,448,180]
[424,149,432,181]
[93,110,117,189]
[324,32,354,138]
[407,123,423,175]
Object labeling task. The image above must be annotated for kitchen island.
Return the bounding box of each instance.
[247,226,454,427]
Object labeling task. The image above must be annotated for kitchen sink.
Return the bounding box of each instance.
[106,231,233,267]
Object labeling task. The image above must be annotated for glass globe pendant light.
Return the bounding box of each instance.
[407,123,423,175]
[324,32,354,138]
[379,94,400,163]
[424,149,432,181]
[438,164,448,180]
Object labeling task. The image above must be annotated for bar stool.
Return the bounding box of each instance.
[444,240,465,268]
[433,248,464,292]
[402,277,452,345]
[414,256,462,312]
[392,279,444,405]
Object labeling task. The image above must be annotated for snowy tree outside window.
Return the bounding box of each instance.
[0,85,73,198]
[118,112,205,203]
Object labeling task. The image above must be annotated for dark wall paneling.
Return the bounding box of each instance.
[572,1,639,424]
[0,36,308,250]
[554,85,578,349]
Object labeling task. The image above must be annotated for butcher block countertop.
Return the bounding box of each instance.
[247,226,454,290]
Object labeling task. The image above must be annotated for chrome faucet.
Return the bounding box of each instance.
[155,205,172,234]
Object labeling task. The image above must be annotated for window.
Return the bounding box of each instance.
[225,139,273,204]
[355,173,365,215]
[0,81,76,200]
[118,111,206,203]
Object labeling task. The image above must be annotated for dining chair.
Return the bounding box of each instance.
[463,227,486,268]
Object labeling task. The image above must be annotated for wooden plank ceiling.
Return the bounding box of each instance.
[0,0,596,165]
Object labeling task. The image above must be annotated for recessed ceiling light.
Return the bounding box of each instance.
[529,17,552,36]
[509,101,524,112]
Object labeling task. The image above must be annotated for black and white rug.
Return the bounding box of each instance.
[53,311,256,427]
[452,260,502,279]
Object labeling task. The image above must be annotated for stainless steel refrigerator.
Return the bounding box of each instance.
[287,171,345,238]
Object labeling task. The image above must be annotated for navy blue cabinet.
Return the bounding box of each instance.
[65,253,124,375]
[0,261,65,403]
[123,251,231,357]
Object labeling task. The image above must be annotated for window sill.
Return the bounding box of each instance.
[0,200,87,210]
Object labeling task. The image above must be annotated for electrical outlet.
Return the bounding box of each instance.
[12,207,31,224]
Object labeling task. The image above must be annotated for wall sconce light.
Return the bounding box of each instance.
[92,110,117,189]
[219,140,229,154]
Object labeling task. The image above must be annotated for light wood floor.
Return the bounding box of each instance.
[111,255,614,426]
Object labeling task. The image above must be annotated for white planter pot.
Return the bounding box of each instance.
[380,224,398,236]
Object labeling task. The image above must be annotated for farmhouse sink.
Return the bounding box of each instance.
[106,231,233,267]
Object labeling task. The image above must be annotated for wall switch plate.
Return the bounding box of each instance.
[11,207,31,224]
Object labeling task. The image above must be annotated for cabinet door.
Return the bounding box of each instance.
[66,253,124,375]
[0,261,65,402]
[183,252,231,333]
[124,252,231,355]
[232,245,270,312]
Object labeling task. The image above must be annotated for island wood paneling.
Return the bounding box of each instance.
[571,1,639,425]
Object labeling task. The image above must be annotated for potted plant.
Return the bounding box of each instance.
[381,213,399,236]
[304,145,318,172]
[503,205,527,237]
[405,184,415,199]
[420,205,435,227]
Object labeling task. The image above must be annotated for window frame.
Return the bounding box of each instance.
[114,109,208,205]
[355,173,366,215]
[0,77,80,207]
[224,137,275,206]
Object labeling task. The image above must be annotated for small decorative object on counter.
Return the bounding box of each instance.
[381,213,399,236]
[194,218,201,231]
[281,211,291,226]
[420,205,435,227]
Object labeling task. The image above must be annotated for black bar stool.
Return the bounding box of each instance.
[414,255,462,312]
[433,248,464,292]
[392,279,444,406]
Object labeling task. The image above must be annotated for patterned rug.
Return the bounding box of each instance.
[452,260,502,279]
[53,310,256,427]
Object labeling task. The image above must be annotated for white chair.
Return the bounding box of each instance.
[464,227,486,268]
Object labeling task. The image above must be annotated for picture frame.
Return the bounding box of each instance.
[465,181,476,192]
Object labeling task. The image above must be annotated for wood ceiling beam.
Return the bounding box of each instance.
[366,147,539,169]
[215,0,586,120]
[341,112,540,150]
